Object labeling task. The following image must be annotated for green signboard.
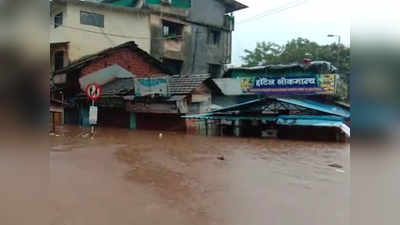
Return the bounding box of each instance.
[145,0,191,8]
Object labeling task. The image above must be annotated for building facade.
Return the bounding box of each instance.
[50,0,247,76]
[50,0,152,72]
[53,41,213,131]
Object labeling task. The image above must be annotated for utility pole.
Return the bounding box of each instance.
[328,34,341,71]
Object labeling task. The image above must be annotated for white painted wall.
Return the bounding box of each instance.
[50,2,151,62]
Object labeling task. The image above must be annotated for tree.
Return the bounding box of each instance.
[241,37,350,74]
[241,42,282,67]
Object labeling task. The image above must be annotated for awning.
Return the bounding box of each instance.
[183,113,350,136]
[277,98,350,118]
[277,118,350,137]
[183,114,276,121]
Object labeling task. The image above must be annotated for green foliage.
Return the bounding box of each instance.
[242,38,350,74]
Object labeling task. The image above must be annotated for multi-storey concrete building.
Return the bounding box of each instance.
[50,0,247,77]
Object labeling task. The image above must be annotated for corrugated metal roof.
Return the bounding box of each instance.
[210,97,350,118]
[79,64,135,90]
[77,78,135,98]
[102,78,135,95]
[169,74,210,95]
[277,115,345,121]
[277,98,350,118]
[183,113,350,137]
[276,118,350,137]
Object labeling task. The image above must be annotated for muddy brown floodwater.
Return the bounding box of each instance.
[50,125,349,225]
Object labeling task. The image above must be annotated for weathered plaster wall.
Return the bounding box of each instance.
[189,0,226,27]
[188,24,231,74]
[150,14,193,73]
[50,2,152,62]
[150,14,231,75]
[51,0,234,77]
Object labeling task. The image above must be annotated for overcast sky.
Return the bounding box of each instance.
[231,0,350,65]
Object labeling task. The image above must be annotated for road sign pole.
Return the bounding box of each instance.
[90,100,95,136]
[86,83,102,138]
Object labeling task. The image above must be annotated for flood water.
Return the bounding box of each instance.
[50,125,349,225]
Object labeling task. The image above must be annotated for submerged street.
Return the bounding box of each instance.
[50,126,349,225]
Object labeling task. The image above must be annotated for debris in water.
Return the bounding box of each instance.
[159,133,163,139]
[217,156,225,161]
[328,163,343,169]
[336,169,345,173]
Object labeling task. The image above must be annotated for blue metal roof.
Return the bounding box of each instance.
[182,113,350,136]
[276,117,350,137]
[277,115,345,121]
[212,98,264,113]
[277,98,350,118]
[209,97,350,118]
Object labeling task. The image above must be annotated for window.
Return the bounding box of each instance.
[208,64,222,78]
[208,29,221,45]
[163,58,183,75]
[80,11,104,28]
[54,12,63,28]
[54,51,65,71]
[162,20,184,39]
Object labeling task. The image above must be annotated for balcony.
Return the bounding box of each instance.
[224,15,235,31]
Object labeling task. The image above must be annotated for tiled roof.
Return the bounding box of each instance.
[169,74,210,95]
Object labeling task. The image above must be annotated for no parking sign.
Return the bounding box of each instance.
[85,83,102,101]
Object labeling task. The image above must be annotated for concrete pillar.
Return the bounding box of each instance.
[233,120,241,137]
[130,112,137,130]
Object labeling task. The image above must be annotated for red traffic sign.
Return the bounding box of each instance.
[85,83,102,101]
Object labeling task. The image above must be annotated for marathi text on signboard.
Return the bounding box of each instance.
[134,77,169,97]
[240,74,337,95]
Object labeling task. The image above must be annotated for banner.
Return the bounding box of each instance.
[134,77,169,97]
[240,74,337,95]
